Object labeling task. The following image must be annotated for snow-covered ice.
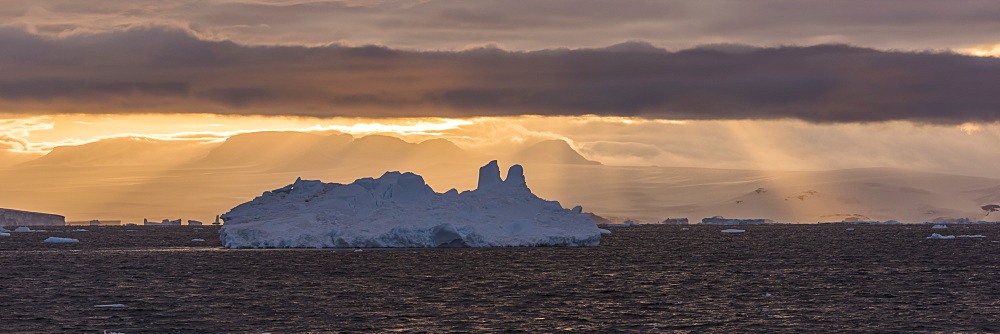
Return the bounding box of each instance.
[931,225,947,229]
[927,233,955,239]
[0,232,10,237]
[44,237,79,243]
[721,229,746,233]
[219,161,604,248]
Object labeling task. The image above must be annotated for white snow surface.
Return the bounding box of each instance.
[219,161,603,248]
[44,237,79,243]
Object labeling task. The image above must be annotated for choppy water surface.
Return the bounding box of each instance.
[1,225,998,333]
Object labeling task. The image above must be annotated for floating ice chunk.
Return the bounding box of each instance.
[598,229,612,234]
[846,228,855,231]
[72,229,88,232]
[927,233,955,239]
[191,239,206,242]
[607,220,640,227]
[763,293,773,297]
[0,226,9,233]
[44,237,79,243]
[219,161,603,248]
[94,304,126,308]
[957,235,987,238]
[0,232,10,237]
[14,227,46,232]
[721,229,746,233]
[931,225,948,229]
[680,227,690,231]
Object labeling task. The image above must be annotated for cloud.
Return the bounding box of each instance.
[2,26,1000,123]
[7,1,1000,51]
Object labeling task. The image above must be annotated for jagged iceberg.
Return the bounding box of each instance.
[219,161,603,248]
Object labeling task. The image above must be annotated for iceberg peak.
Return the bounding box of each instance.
[477,160,503,190]
[504,164,526,188]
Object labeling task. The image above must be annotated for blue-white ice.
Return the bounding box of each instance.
[44,237,80,243]
[219,161,603,248]
[721,229,746,233]
[94,304,127,308]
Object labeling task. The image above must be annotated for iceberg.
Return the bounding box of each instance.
[219,161,603,248]
[44,237,80,243]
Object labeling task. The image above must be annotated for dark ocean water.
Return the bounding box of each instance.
[1,224,998,333]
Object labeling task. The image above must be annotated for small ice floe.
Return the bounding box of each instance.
[191,239,206,242]
[14,227,46,232]
[763,293,773,297]
[680,227,690,231]
[354,249,363,252]
[0,232,10,237]
[72,229,89,232]
[598,229,612,234]
[927,233,955,239]
[931,225,948,229]
[607,220,641,227]
[846,228,855,231]
[44,237,80,243]
[94,304,127,308]
[720,229,746,233]
[957,235,987,238]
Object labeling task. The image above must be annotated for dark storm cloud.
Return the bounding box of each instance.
[2,26,1000,123]
[7,0,1000,50]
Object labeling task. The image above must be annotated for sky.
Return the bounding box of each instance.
[3,1,1000,177]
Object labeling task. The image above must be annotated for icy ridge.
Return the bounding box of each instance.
[219,161,602,248]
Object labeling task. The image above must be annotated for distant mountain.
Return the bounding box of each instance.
[512,140,600,165]
[0,150,42,168]
[22,136,216,167]
[197,131,329,168]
